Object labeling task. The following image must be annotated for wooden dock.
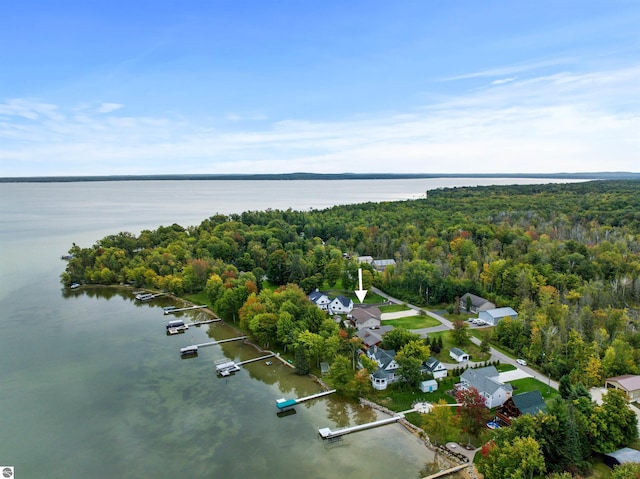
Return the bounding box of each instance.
[421,464,469,479]
[275,389,336,411]
[318,406,416,439]
[237,353,275,366]
[164,305,208,315]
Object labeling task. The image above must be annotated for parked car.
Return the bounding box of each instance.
[516,358,527,366]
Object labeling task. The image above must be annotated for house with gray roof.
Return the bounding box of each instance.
[329,295,354,315]
[606,374,640,403]
[459,366,513,409]
[478,307,518,326]
[422,356,448,380]
[460,293,495,314]
[365,347,399,391]
[372,258,396,272]
[355,325,393,348]
[350,306,381,330]
[308,290,331,311]
[450,347,469,362]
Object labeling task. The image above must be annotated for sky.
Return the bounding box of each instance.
[1,1,639,177]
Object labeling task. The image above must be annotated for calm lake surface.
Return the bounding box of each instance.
[0,178,580,479]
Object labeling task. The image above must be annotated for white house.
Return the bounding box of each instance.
[422,356,448,379]
[329,296,354,315]
[308,290,331,311]
[459,293,495,314]
[450,347,469,362]
[459,366,513,409]
[478,307,518,326]
[366,347,400,391]
[350,306,381,330]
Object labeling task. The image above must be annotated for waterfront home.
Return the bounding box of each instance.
[478,307,519,326]
[449,347,469,362]
[496,390,546,425]
[366,347,399,391]
[459,366,513,409]
[459,293,495,314]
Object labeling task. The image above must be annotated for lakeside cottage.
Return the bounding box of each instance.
[351,306,382,330]
[355,325,393,349]
[496,390,546,425]
[365,347,400,391]
[458,366,513,409]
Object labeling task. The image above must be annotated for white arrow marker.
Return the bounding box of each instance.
[355,268,368,303]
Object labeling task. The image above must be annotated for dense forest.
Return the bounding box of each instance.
[62,180,640,387]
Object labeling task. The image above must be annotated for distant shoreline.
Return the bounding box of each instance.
[2,171,639,183]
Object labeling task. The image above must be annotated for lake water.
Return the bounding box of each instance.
[0,178,579,479]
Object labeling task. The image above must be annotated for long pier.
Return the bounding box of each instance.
[237,353,275,366]
[318,407,416,440]
[179,335,247,354]
[164,305,208,315]
[275,389,337,411]
[421,464,469,479]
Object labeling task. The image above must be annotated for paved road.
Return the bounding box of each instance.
[370,286,559,390]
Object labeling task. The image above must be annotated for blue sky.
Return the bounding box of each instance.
[1,1,638,176]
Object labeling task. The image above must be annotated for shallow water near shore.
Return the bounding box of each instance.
[0,178,569,478]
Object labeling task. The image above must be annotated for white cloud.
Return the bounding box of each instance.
[95,103,124,114]
[1,65,638,176]
[491,77,517,85]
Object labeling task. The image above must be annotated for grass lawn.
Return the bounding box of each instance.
[495,363,516,373]
[507,377,558,401]
[428,330,492,363]
[184,292,212,308]
[383,315,441,329]
[379,304,411,313]
[368,377,459,413]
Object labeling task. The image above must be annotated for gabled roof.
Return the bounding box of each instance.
[424,356,444,371]
[369,347,396,370]
[511,390,546,415]
[604,447,640,464]
[332,295,353,307]
[308,291,329,302]
[450,347,468,356]
[483,307,518,319]
[351,306,381,324]
[356,325,393,347]
[607,374,640,392]
[460,293,492,308]
[461,366,512,396]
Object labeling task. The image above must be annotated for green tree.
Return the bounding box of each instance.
[478,436,546,479]
[380,328,421,351]
[451,319,470,346]
[421,399,458,445]
[612,462,640,479]
[395,339,430,386]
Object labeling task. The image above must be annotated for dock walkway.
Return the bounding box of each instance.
[164,305,208,315]
[318,406,416,439]
[421,464,469,479]
[276,389,336,410]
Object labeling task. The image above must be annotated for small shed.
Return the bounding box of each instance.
[419,379,438,393]
[450,347,469,362]
[320,362,330,375]
[603,447,640,468]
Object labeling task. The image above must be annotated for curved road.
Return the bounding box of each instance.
[371,287,559,390]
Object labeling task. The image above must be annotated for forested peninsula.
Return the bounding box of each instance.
[63,180,640,476]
